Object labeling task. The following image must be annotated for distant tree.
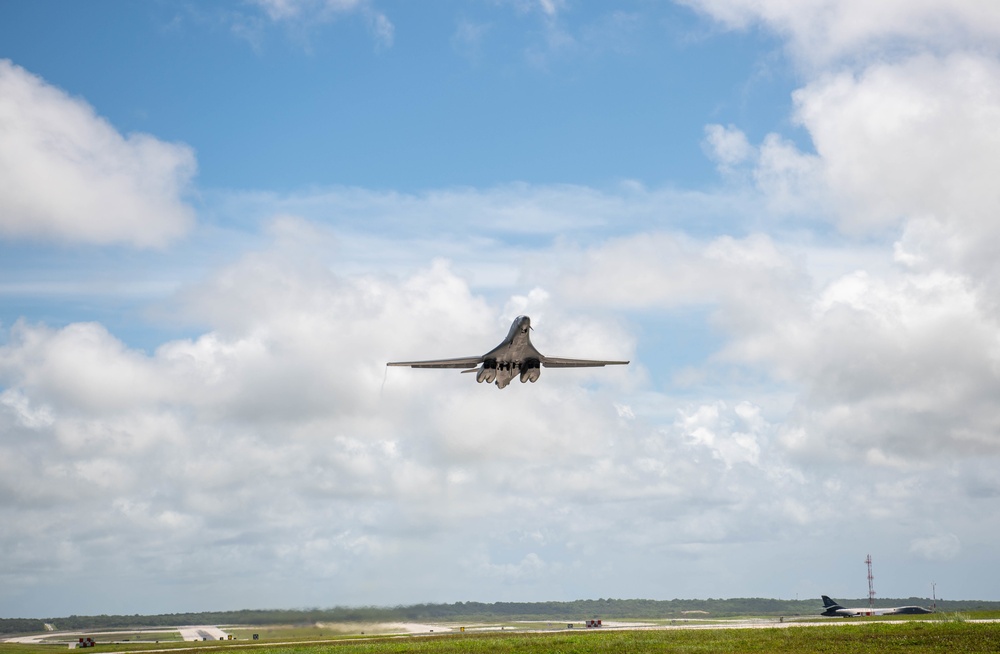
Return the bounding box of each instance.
[6,596,1000,632]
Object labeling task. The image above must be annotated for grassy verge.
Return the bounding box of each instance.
[195,622,1000,654]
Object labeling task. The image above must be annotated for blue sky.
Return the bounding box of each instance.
[3,0,1000,618]
[1,2,795,192]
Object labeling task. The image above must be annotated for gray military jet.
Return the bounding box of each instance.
[820,596,933,617]
[387,315,629,388]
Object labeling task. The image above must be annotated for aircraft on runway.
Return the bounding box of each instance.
[386,315,629,389]
[821,595,933,617]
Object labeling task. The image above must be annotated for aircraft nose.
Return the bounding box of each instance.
[519,316,531,331]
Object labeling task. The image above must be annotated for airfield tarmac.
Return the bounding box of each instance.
[4,626,229,645]
[6,616,999,649]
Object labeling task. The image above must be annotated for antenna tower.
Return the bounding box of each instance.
[866,554,875,613]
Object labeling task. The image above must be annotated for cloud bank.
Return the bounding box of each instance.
[0,60,196,247]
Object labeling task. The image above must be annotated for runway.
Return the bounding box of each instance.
[3,625,229,645]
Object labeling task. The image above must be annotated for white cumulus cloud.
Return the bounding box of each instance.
[0,60,196,247]
[681,0,1000,68]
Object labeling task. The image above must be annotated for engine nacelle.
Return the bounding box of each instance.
[476,361,498,383]
[519,359,541,383]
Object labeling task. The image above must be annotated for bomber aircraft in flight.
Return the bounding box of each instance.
[821,595,933,617]
[387,315,629,389]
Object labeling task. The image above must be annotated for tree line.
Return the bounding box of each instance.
[4,597,1000,634]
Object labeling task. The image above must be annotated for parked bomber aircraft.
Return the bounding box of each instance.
[386,315,629,389]
[821,595,933,617]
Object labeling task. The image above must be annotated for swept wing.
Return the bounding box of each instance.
[386,356,482,370]
[541,356,630,368]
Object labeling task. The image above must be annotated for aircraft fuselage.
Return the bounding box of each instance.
[475,316,544,387]
[820,596,932,617]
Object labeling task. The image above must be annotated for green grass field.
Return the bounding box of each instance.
[245,622,999,653]
[3,618,999,654]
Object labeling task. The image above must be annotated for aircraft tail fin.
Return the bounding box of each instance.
[821,596,846,614]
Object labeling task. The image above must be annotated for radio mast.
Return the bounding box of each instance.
[866,554,876,613]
